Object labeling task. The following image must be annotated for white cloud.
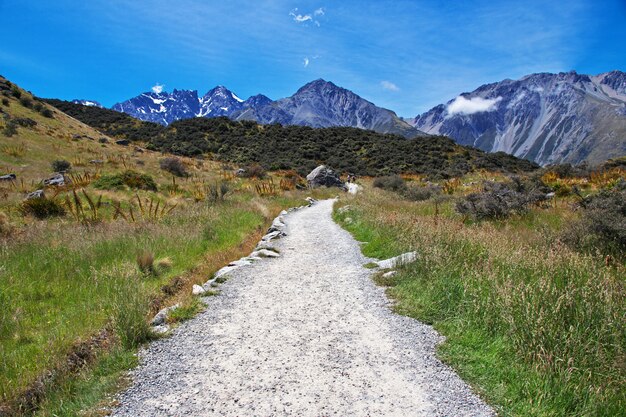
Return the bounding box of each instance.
[290,9,312,23]
[381,80,400,91]
[151,83,164,94]
[447,95,502,116]
[290,7,325,26]
[303,57,310,67]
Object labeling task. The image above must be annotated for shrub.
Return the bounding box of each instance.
[2,121,17,137]
[455,178,549,221]
[19,96,32,108]
[562,180,626,258]
[20,198,66,219]
[0,212,14,237]
[33,102,43,112]
[111,272,154,349]
[13,117,36,128]
[372,175,406,192]
[136,250,155,275]
[94,170,157,191]
[40,108,53,118]
[240,164,266,179]
[1,98,8,106]
[403,184,441,201]
[51,159,72,173]
[159,157,188,177]
[11,86,21,98]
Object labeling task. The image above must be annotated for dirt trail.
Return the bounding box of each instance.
[113,199,493,416]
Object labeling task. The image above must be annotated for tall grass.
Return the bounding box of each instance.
[335,188,624,416]
[0,201,262,403]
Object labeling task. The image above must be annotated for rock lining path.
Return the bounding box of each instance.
[113,199,493,416]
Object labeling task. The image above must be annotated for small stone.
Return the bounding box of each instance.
[376,252,418,269]
[250,249,280,258]
[192,284,206,295]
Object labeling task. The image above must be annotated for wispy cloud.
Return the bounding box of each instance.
[380,80,399,91]
[290,7,325,26]
[151,83,164,94]
[447,96,502,116]
[303,57,310,67]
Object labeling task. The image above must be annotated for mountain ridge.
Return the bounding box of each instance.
[110,79,424,138]
[410,70,626,165]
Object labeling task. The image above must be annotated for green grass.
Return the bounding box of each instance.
[0,202,265,403]
[335,188,625,416]
[34,348,138,417]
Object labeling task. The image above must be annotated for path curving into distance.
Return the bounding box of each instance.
[113,199,493,416]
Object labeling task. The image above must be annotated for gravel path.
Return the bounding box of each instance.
[113,199,493,416]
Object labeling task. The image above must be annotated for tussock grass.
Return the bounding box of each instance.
[335,186,625,416]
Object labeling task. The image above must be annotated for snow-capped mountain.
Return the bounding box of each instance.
[233,79,420,137]
[411,71,626,165]
[112,80,422,137]
[71,99,103,108]
[112,89,201,125]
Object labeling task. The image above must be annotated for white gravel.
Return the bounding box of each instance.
[112,199,494,416]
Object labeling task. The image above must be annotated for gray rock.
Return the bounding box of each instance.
[26,189,45,200]
[192,284,206,295]
[376,252,418,269]
[152,324,170,334]
[89,159,104,165]
[43,173,67,187]
[0,173,16,181]
[261,230,286,242]
[151,304,180,326]
[337,205,352,215]
[250,249,280,258]
[235,168,246,177]
[214,265,239,279]
[306,165,347,190]
[382,271,398,279]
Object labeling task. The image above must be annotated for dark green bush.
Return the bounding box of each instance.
[19,97,32,108]
[1,98,8,106]
[20,198,66,219]
[94,170,157,191]
[455,178,550,220]
[40,108,54,118]
[562,180,626,258]
[2,121,17,137]
[13,117,36,128]
[373,175,406,192]
[240,164,266,179]
[159,157,188,177]
[11,86,21,99]
[51,159,72,173]
[403,184,442,201]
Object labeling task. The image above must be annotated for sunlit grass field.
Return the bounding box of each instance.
[335,181,624,416]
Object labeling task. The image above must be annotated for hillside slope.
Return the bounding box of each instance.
[411,71,626,165]
[44,99,539,178]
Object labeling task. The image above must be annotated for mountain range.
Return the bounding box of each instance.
[410,71,626,165]
[111,80,421,138]
[90,71,626,165]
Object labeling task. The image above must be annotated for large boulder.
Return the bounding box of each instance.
[306,165,346,190]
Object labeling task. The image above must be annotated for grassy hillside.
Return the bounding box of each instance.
[44,99,539,178]
[334,170,625,416]
[1,77,334,415]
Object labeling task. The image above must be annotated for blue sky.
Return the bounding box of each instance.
[1,0,625,117]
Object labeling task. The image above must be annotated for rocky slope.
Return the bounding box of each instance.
[410,71,626,165]
[111,80,422,137]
